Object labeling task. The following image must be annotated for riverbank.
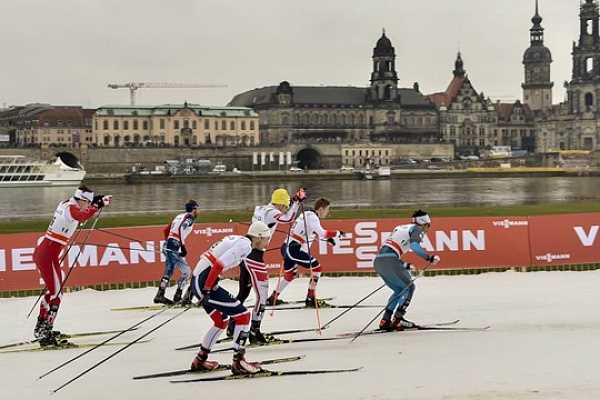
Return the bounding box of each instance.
[82,167,600,184]
[2,201,600,234]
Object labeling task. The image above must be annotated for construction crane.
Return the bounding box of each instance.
[107,82,228,105]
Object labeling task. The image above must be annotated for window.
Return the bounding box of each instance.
[133,120,138,130]
[113,120,119,130]
[160,119,165,129]
[585,92,594,110]
[123,120,129,130]
[230,121,235,130]
[192,120,197,130]
[143,120,148,130]
[174,135,180,146]
[174,120,180,130]
[215,121,219,130]
[103,120,108,130]
[221,120,226,130]
[250,121,255,130]
[241,121,246,130]
[183,120,189,129]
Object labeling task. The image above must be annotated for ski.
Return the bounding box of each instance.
[0,339,152,354]
[266,304,381,311]
[338,321,489,338]
[0,327,140,350]
[176,336,345,352]
[215,327,324,344]
[253,297,335,307]
[170,367,362,383]
[132,355,305,380]
[111,304,198,312]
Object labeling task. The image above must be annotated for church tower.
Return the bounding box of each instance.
[522,0,553,112]
[568,0,600,113]
[369,30,398,102]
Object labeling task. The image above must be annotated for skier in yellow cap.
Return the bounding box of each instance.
[227,187,306,343]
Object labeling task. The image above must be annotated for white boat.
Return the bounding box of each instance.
[0,153,86,187]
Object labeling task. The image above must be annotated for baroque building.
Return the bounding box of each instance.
[228,32,439,146]
[535,0,600,151]
[92,103,259,147]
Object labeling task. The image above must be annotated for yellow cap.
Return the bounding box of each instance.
[271,188,290,206]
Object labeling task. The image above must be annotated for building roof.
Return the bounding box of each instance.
[426,76,467,107]
[495,101,535,121]
[95,104,258,118]
[228,85,434,108]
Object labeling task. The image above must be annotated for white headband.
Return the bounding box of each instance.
[414,214,431,225]
[74,189,94,202]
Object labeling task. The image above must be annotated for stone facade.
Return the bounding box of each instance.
[228,32,439,147]
[92,103,260,147]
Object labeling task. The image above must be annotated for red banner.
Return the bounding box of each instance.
[1,214,599,292]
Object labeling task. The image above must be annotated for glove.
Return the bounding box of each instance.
[338,231,346,238]
[101,195,113,207]
[404,262,413,270]
[200,288,211,307]
[179,245,187,257]
[327,237,336,246]
[427,255,441,265]
[292,188,307,203]
[92,194,104,208]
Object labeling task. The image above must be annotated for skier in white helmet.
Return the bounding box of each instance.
[189,221,271,375]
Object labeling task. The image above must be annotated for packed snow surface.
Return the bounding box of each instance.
[2,272,600,399]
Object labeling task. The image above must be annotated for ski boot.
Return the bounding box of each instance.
[249,329,272,345]
[391,317,417,331]
[173,288,183,304]
[191,347,219,371]
[267,292,286,306]
[379,318,394,332]
[304,296,330,308]
[153,287,174,305]
[231,349,261,375]
[34,317,49,339]
[179,287,193,306]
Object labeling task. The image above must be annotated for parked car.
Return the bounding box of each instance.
[289,166,303,172]
[212,164,226,173]
[430,157,444,162]
[340,165,354,171]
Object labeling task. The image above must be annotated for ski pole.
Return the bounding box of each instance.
[320,283,386,330]
[95,227,151,243]
[52,306,190,393]
[351,262,434,343]
[299,202,322,335]
[72,242,162,253]
[26,212,101,319]
[38,305,173,380]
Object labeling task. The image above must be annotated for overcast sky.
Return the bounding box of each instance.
[0,0,583,108]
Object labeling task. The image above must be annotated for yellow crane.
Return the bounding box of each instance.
[107,82,227,105]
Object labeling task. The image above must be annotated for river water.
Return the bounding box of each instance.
[1,176,599,220]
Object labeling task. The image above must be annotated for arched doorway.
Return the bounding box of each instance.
[296,148,321,169]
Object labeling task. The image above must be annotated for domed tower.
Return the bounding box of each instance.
[522,0,553,112]
[370,30,398,102]
[567,0,600,113]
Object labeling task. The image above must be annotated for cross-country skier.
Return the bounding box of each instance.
[154,200,199,305]
[375,209,440,331]
[190,221,271,375]
[33,186,112,346]
[267,198,344,308]
[227,187,306,344]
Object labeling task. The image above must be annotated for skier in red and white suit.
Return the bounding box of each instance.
[190,221,271,375]
[33,186,112,346]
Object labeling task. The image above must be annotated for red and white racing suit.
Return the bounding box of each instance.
[34,198,98,324]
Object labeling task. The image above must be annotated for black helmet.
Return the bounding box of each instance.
[185,200,199,212]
